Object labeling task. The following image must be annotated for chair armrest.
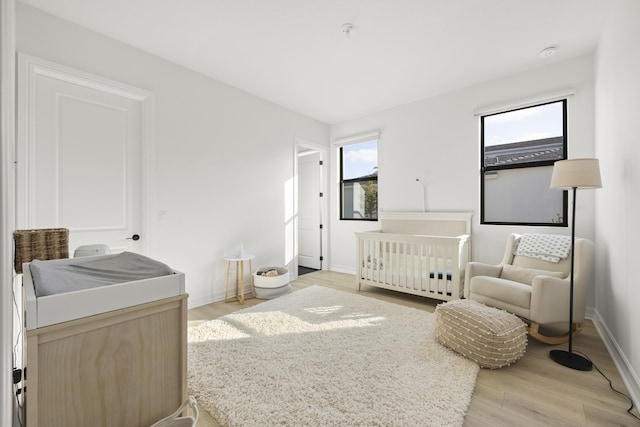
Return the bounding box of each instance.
[530,276,578,324]
[463,262,503,299]
[466,262,503,277]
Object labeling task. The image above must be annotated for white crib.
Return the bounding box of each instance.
[356,212,472,301]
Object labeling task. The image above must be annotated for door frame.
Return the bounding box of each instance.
[1,0,15,425]
[16,53,155,254]
[293,137,328,278]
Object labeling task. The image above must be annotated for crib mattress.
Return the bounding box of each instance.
[24,253,185,330]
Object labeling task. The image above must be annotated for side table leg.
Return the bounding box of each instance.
[225,260,231,302]
[249,258,255,296]
[238,260,245,304]
[235,260,240,302]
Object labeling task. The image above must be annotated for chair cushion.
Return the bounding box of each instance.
[500,265,565,285]
[470,275,532,309]
[434,299,527,369]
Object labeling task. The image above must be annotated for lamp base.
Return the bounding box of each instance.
[549,349,592,371]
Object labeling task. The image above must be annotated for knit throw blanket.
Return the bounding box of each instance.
[513,234,572,263]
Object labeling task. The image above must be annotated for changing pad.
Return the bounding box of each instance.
[30,251,174,297]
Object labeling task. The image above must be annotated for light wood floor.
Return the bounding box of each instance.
[188,271,640,427]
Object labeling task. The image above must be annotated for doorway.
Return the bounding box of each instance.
[295,138,327,277]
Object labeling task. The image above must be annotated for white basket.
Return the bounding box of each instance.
[254,267,289,288]
[150,396,198,427]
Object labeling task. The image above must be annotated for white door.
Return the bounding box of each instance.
[298,151,322,269]
[17,54,151,255]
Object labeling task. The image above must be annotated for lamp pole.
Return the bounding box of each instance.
[549,186,592,371]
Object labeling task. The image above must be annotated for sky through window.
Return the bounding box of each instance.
[342,140,378,179]
[484,102,563,147]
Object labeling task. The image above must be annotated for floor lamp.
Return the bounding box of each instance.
[549,158,602,371]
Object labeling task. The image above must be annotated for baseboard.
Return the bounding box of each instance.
[188,290,231,309]
[189,287,265,309]
[187,293,218,309]
[591,309,640,410]
[585,305,595,320]
[328,263,355,275]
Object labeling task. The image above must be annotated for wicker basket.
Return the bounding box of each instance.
[150,396,198,427]
[13,228,69,273]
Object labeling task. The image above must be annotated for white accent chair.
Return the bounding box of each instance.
[464,233,594,344]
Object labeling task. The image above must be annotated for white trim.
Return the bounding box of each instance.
[379,211,473,234]
[327,263,355,275]
[473,88,576,116]
[141,93,156,256]
[332,130,380,147]
[16,53,155,255]
[19,54,150,101]
[1,1,15,425]
[591,309,640,411]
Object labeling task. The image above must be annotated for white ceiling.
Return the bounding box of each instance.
[19,0,612,124]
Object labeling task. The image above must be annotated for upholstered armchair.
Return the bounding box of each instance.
[464,233,595,344]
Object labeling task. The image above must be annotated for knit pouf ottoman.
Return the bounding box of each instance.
[434,299,527,369]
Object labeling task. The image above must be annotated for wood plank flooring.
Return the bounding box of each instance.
[188,270,640,427]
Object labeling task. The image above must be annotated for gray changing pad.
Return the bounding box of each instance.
[29,252,174,297]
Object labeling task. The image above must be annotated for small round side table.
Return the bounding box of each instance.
[224,254,255,304]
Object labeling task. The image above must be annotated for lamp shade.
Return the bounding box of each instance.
[550,158,602,189]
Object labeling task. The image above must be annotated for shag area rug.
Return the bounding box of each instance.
[188,286,479,427]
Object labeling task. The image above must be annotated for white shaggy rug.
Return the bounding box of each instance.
[188,286,479,427]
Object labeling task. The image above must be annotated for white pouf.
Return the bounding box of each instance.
[254,267,291,299]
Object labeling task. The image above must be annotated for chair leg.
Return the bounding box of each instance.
[528,322,583,345]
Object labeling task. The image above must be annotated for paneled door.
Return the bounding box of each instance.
[17,54,153,254]
[298,151,322,270]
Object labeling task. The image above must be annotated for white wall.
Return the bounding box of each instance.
[594,0,640,405]
[329,54,598,303]
[16,4,329,307]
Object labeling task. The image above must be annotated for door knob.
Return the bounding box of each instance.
[127,234,141,241]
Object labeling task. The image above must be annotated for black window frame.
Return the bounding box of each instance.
[480,99,568,227]
[339,143,378,221]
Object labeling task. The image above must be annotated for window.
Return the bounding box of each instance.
[481,100,567,226]
[340,139,378,220]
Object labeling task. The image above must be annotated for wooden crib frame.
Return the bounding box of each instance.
[356,212,472,301]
